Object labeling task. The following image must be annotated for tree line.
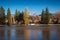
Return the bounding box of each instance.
[0,6,59,25]
[0,6,29,25]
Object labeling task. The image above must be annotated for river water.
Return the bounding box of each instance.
[0,24,60,40]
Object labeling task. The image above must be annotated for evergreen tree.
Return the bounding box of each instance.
[19,11,24,23]
[41,9,45,24]
[45,7,50,24]
[15,9,24,24]
[15,9,20,22]
[0,6,5,24]
[7,8,12,26]
[23,7,29,24]
[17,11,20,22]
[15,9,19,16]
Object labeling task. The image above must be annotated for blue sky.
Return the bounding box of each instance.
[0,0,60,15]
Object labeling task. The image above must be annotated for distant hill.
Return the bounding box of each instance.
[54,11,60,17]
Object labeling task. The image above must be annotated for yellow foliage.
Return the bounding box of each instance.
[23,7,29,24]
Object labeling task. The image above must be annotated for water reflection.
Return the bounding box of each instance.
[56,26,60,40]
[42,28,50,40]
[0,25,60,40]
[16,29,24,40]
[24,28,43,40]
[24,28,29,40]
[10,27,16,40]
[50,30,57,40]
[0,30,4,40]
[4,28,8,40]
[37,30,43,40]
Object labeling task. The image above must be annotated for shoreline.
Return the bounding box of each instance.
[0,24,60,25]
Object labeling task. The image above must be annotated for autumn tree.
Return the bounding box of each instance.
[23,7,29,24]
[7,8,12,26]
[0,6,5,25]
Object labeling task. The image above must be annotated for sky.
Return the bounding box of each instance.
[0,0,60,15]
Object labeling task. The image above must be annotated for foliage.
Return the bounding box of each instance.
[44,7,50,24]
[15,9,24,24]
[15,9,19,22]
[0,6,5,25]
[18,12,24,22]
[7,8,12,26]
[41,9,45,24]
[23,7,29,24]
[41,7,51,24]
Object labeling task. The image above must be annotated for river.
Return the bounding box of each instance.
[0,24,60,40]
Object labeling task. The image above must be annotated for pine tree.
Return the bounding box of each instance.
[41,9,45,24]
[45,7,50,24]
[15,9,19,17]
[19,11,24,23]
[23,7,29,24]
[7,8,12,26]
[0,6,5,24]
[15,9,20,22]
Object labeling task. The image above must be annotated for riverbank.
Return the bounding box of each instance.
[0,24,60,26]
[0,24,60,30]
